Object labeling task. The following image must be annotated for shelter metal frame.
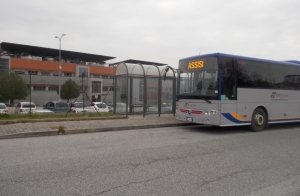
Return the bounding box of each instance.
[113,61,176,117]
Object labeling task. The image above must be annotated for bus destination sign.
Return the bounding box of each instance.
[188,60,204,69]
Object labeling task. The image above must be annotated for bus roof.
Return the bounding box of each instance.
[179,53,300,67]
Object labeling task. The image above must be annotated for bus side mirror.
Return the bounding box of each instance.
[163,67,169,81]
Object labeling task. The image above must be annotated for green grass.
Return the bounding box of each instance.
[0,112,118,120]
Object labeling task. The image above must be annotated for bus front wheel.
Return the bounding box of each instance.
[251,108,267,132]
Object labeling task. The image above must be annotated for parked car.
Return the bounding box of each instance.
[86,102,110,112]
[106,102,114,112]
[69,102,93,113]
[14,102,37,114]
[32,109,54,114]
[43,101,71,113]
[0,103,9,114]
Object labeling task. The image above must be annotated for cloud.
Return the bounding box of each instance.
[1,0,300,67]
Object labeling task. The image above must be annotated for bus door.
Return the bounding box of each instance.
[220,59,237,126]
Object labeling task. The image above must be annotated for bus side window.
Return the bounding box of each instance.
[222,71,236,100]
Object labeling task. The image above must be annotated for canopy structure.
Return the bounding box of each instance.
[1,42,115,64]
[113,60,176,117]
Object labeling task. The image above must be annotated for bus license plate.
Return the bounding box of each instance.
[186,117,193,122]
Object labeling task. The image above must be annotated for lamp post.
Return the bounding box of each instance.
[55,34,66,101]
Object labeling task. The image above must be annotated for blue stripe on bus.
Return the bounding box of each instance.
[269,118,300,123]
[223,113,300,124]
[222,113,251,124]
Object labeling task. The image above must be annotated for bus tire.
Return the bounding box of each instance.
[251,108,266,132]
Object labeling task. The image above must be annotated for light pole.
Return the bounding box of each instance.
[55,34,66,101]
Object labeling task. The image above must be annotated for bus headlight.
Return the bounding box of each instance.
[204,110,218,115]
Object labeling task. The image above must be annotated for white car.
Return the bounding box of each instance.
[0,103,8,114]
[32,109,54,114]
[14,102,37,114]
[69,102,93,113]
[87,102,110,113]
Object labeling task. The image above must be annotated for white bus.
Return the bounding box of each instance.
[175,53,300,131]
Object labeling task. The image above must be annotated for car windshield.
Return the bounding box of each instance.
[58,102,69,107]
[0,105,6,109]
[96,103,107,108]
[22,104,35,108]
[74,103,84,108]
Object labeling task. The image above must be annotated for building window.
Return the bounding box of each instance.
[92,75,100,78]
[48,86,58,91]
[92,81,101,93]
[79,67,89,77]
[28,71,38,75]
[102,75,108,79]
[41,72,50,76]
[53,73,59,76]
[64,73,72,77]
[33,86,45,91]
[103,87,108,91]
[15,70,25,74]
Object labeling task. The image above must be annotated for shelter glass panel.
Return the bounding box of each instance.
[127,63,144,76]
[115,63,128,75]
[159,66,174,78]
[132,78,144,105]
[161,79,173,113]
[146,78,159,114]
[115,76,129,113]
[144,65,159,76]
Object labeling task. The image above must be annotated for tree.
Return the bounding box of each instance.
[0,71,28,105]
[60,79,80,103]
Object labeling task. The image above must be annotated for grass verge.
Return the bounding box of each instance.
[0,112,118,121]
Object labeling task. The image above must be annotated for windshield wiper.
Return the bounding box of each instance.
[176,94,211,103]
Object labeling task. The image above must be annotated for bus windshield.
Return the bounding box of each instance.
[177,57,218,100]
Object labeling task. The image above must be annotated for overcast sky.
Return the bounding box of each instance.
[1,0,299,68]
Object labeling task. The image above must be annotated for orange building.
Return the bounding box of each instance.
[0,42,116,106]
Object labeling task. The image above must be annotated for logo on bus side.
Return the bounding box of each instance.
[188,60,204,69]
[184,103,196,108]
[271,92,288,100]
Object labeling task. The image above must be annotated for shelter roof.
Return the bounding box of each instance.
[0,42,115,63]
[109,59,167,67]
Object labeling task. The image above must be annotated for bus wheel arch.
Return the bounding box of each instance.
[251,107,268,132]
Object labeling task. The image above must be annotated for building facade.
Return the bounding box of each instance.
[0,42,116,106]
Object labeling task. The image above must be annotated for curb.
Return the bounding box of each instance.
[0,123,194,140]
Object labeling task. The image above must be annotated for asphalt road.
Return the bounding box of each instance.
[1,124,300,196]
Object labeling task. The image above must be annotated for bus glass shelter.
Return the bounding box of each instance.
[113,61,176,117]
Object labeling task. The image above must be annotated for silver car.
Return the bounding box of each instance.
[14,102,36,114]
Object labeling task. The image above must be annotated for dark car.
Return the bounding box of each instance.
[43,101,71,113]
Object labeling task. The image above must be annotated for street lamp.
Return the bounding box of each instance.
[55,34,66,101]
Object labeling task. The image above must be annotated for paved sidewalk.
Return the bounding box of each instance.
[0,114,193,139]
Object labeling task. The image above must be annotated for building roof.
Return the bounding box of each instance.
[0,42,116,63]
[109,59,167,67]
